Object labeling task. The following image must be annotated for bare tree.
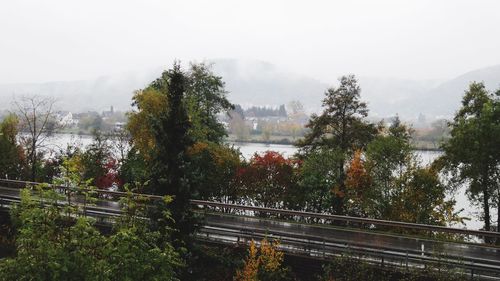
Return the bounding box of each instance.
[108,128,131,165]
[14,95,60,181]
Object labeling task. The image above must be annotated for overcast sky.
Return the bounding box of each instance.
[1,0,500,84]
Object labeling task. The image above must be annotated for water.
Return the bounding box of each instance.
[46,134,488,230]
[229,141,298,159]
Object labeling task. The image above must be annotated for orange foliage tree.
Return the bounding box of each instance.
[344,149,372,215]
[235,151,298,209]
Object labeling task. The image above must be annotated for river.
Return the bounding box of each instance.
[44,133,488,230]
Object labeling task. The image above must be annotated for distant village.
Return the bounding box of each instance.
[50,105,127,134]
[0,100,447,147]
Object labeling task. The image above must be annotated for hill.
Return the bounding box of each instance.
[0,60,499,122]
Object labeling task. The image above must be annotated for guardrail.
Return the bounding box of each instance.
[0,179,163,201]
[190,199,500,240]
[2,178,500,241]
[196,226,500,280]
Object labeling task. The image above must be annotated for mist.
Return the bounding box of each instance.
[1,0,500,84]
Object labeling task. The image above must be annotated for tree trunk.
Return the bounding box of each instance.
[30,140,36,182]
[31,112,37,182]
[496,196,500,245]
[483,187,491,243]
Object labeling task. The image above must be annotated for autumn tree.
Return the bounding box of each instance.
[344,150,371,215]
[441,82,500,234]
[80,130,122,189]
[298,75,377,215]
[235,239,293,281]
[127,62,233,157]
[236,151,297,209]
[127,87,168,161]
[0,114,24,179]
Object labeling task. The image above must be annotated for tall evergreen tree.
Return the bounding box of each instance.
[149,63,195,246]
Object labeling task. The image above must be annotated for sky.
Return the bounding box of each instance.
[1,0,500,84]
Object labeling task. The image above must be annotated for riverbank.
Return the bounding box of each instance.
[49,131,443,152]
[227,135,443,152]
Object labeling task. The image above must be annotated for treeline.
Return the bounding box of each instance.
[236,104,288,118]
[0,63,499,280]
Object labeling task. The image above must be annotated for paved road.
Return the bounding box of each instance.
[201,213,500,264]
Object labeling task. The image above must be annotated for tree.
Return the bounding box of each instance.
[185,62,234,143]
[78,114,103,132]
[109,128,131,166]
[0,114,24,179]
[235,239,293,281]
[419,119,450,148]
[297,148,345,214]
[14,95,59,181]
[363,119,462,227]
[148,62,195,248]
[278,104,287,117]
[287,100,304,115]
[441,82,500,234]
[127,87,168,160]
[230,113,250,140]
[365,117,412,198]
[186,141,241,203]
[126,62,236,253]
[236,151,297,209]
[344,149,371,216]
[80,130,122,189]
[298,75,377,215]
[128,62,232,153]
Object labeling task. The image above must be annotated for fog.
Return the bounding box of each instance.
[1,0,500,85]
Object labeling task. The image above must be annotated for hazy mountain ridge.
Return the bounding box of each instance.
[0,70,162,112]
[0,60,499,121]
[211,59,327,111]
[418,65,500,117]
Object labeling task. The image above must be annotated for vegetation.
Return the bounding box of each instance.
[14,95,58,181]
[298,75,377,215]
[0,114,24,179]
[319,256,471,281]
[235,238,294,281]
[0,187,180,281]
[0,63,498,280]
[440,82,500,233]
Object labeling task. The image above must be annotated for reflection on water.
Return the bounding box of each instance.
[48,134,488,230]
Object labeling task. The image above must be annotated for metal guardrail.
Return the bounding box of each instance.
[2,179,500,240]
[0,179,164,201]
[196,227,500,280]
[190,199,500,240]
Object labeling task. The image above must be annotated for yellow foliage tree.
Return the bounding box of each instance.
[127,88,168,159]
[235,238,285,281]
